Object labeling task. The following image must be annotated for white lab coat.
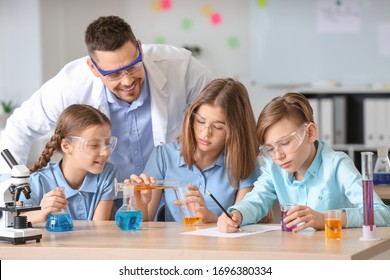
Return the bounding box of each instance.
[0,44,214,172]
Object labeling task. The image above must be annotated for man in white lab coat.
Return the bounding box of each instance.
[0,16,213,186]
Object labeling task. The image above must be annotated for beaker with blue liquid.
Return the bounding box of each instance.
[115,182,143,230]
[45,187,73,232]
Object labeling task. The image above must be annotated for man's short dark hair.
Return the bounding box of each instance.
[85,15,137,56]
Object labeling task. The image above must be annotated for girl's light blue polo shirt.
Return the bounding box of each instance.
[22,161,117,220]
[231,140,390,227]
[144,142,260,222]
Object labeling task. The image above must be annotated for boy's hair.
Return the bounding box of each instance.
[180,78,258,189]
[256,92,314,145]
[29,104,111,173]
[85,15,137,57]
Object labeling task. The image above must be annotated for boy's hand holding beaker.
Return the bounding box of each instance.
[283,205,327,232]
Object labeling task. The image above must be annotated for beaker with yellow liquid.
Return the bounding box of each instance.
[174,185,203,225]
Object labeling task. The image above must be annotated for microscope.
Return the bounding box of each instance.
[0,149,42,244]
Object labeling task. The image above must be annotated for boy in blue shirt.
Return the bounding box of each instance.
[218,92,390,232]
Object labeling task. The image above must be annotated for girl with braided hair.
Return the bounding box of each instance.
[21,104,118,224]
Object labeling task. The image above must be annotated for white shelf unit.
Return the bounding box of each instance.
[296,87,390,171]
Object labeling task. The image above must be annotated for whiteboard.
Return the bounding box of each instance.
[249,0,390,86]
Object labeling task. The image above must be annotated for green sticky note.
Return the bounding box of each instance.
[181,19,192,31]
[155,36,166,44]
[227,36,239,49]
[257,0,267,8]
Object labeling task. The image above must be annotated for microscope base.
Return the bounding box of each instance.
[0,227,42,245]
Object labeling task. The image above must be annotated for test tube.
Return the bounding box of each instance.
[360,152,380,241]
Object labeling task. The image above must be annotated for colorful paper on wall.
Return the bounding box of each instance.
[161,0,171,10]
[210,12,222,26]
[201,5,213,17]
[151,0,161,11]
[181,18,192,31]
[154,36,166,44]
[257,0,268,8]
[151,0,171,12]
[227,36,239,48]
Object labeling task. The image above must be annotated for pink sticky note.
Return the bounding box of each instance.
[161,0,171,10]
[210,12,222,26]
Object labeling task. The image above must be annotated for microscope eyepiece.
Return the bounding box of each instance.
[1,149,19,168]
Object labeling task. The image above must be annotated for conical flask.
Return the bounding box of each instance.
[373,146,390,185]
[45,187,73,232]
[115,183,143,230]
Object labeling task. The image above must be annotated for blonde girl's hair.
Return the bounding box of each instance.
[256,92,314,145]
[29,104,111,173]
[179,78,258,189]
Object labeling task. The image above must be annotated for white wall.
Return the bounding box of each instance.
[0,0,42,106]
[2,0,256,111]
[2,0,390,119]
[40,0,125,81]
[127,1,251,80]
[39,0,251,82]
[0,0,279,121]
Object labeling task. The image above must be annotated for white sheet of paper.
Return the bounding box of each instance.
[377,22,390,56]
[316,0,361,33]
[180,224,280,238]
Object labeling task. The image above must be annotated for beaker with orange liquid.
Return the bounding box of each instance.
[324,209,342,240]
[174,185,203,225]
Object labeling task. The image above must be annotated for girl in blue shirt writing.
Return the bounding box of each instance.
[218,92,390,232]
[131,78,272,223]
[21,104,118,224]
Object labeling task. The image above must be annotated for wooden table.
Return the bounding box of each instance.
[0,221,389,260]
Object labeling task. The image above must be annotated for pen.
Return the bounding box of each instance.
[205,189,243,232]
